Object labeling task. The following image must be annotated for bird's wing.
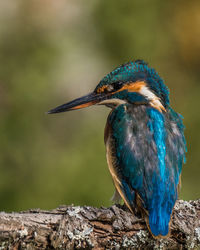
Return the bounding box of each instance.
[106,104,186,237]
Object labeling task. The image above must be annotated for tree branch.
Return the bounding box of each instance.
[0,199,199,249]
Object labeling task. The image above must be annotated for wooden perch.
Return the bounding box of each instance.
[0,199,199,249]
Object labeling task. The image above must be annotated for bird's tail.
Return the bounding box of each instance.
[147,207,171,238]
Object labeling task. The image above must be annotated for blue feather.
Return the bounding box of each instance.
[108,103,186,237]
[147,109,166,179]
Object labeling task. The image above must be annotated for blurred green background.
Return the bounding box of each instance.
[0,1,199,212]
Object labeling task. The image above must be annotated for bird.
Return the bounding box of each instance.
[48,60,186,238]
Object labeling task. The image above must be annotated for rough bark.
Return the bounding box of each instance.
[0,199,199,249]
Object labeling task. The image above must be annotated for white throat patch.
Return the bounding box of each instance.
[139,86,166,112]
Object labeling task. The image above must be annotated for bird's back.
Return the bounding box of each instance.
[105,103,186,237]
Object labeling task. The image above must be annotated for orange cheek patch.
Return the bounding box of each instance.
[114,81,146,94]
[71,101,95,110]
[127,81,146,92]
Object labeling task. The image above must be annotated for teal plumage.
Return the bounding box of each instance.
[106,103,185,236]
[48,60,186,238]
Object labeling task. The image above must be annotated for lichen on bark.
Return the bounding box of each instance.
[0,199,199,249]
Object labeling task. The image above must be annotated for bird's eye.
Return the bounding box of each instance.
[113,81,123,90]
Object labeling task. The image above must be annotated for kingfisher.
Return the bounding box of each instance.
[48,60,186,238]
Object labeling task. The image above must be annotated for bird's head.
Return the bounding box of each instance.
[48,60,169,114]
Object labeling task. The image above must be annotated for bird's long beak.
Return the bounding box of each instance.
[47,92,106,114]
